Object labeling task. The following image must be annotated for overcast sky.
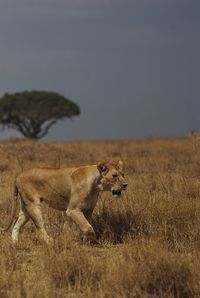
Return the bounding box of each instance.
[0,0,199,140]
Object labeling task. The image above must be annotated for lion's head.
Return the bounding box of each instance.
[97,160,128,197]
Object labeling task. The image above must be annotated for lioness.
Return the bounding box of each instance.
[1,160,128,243]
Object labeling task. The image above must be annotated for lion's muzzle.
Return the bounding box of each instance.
[111,189,122,197]
[111,183,128,198]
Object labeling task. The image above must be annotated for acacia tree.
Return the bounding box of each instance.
[0,91,80,139]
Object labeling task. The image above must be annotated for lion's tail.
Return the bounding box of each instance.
[0,184,18,231]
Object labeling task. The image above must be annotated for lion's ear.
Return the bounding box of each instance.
[97,161,108,174]
[117,160,123,172]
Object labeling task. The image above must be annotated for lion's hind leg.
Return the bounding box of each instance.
[12,200,30,243]
[25,202,53,244]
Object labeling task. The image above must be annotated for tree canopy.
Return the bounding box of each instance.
[0,91,80,139]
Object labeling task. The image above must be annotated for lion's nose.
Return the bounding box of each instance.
[123,183,128,190]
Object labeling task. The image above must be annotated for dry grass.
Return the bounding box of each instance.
[0,136,200,297]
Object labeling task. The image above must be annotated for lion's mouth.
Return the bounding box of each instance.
[112,189,122,198]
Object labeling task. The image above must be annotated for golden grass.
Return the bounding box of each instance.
[0,137,200,297]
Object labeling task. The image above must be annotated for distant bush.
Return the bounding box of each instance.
[0,91,80,139]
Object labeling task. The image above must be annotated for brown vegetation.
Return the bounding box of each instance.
[0,137,200,297]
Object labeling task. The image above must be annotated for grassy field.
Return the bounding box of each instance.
[0,137,200,297]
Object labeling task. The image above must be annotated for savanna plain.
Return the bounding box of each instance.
[0,137,200,298]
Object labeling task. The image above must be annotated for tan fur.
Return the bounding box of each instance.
[9,160,128,243]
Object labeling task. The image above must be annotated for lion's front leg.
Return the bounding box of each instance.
[66,208,96,241]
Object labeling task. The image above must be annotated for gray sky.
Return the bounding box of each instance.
[0,0,199,140]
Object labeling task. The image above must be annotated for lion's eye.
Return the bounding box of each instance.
[113,174,118,178]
